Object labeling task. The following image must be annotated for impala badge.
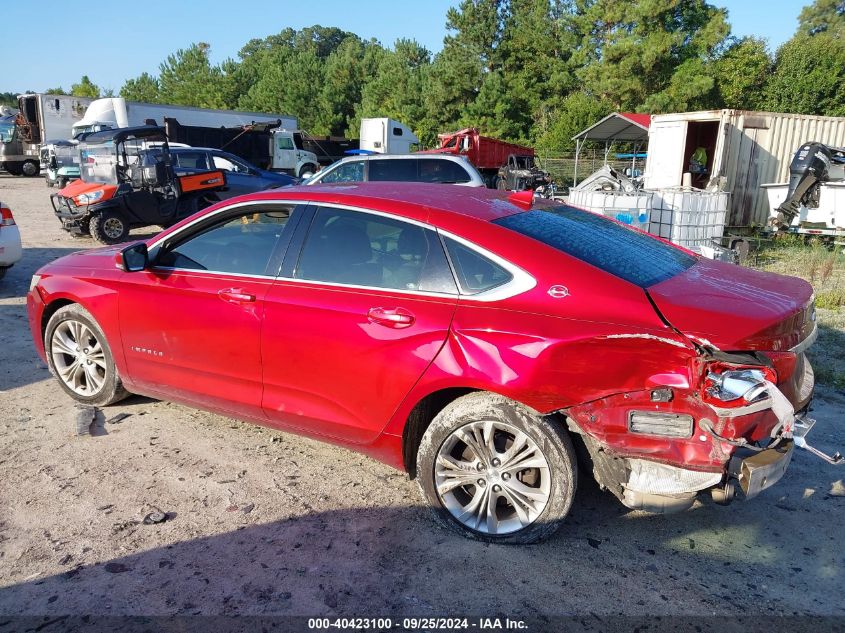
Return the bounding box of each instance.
[548,285,570,299]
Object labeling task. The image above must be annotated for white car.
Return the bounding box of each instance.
[0,201,22,279]
[303,153,486,187]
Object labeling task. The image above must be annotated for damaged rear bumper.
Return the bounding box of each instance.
[566,356,841,514]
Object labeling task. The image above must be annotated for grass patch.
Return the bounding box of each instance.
[746,236,845,389]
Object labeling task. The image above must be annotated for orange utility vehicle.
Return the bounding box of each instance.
[52,126,226,244]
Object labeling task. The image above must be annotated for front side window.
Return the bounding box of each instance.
[277,136,295,150]
[295,207,457,293]
[319,161,364,183]
[494,206,696,288]
[157,207,291,276]
[212,153,250,173]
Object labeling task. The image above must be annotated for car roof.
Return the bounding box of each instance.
[228,181,528,223]
[80,125,165,145]
[335,153,470,163]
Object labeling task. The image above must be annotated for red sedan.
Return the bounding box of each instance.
[27,183,840,543]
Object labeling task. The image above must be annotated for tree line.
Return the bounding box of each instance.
[8,0,845,150]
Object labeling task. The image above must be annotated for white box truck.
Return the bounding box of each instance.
[359,118,419,154]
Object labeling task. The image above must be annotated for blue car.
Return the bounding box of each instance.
[169,147,298,198]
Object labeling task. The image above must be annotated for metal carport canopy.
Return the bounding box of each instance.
[572,112,650,142]
[570,112,650,185]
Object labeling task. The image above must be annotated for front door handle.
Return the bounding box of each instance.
[218,288,256,304]
[367,307,415,328]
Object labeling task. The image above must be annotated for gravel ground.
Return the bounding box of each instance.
[1,174,844,620]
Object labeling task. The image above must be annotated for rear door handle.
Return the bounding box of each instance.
[218,288,256,304]
[367,307,415,328]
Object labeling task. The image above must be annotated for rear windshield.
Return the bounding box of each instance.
[494,206,696,288]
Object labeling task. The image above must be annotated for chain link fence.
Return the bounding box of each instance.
[536,148,647,191]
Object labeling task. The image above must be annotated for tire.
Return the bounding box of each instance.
[21,160,39,177]
[44,304,129,407]
[496,177,507,191]
[298,164,317,179]
[89,210,129,244]
[0,266,8,280]
[416,392,577,544]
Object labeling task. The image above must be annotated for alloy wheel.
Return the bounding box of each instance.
[50,319,107,396]
[102,217,125,240]
[434,419,551,535]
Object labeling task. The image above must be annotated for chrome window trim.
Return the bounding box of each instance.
[148,267,278,281]
[147,199,297,251]
[789,323,818,355]
[436,228,536,302]
[146,199,535,302]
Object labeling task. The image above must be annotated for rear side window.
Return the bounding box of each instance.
[418,159,471,184]
[174,151,209,170]
[494,207,695,288]
[295,207,458,294]
[444,238,512,294]
[369,160,418,182]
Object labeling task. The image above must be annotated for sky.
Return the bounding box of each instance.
[0,0,805,95]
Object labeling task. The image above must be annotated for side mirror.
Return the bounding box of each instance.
[117,242,148,272]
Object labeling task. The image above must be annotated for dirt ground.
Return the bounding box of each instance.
[1,173,844,621]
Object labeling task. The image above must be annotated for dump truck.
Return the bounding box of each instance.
[420,127,547,189]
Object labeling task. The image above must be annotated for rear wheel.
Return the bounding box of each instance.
[45,304,129,406]
[21,160,39,177]
[416,392,577,544]
[90,210,129,244]
[0,266,8,280]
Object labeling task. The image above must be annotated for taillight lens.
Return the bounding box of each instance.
[0,204,15,226]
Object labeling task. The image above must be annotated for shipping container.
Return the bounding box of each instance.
[643,110,845,228]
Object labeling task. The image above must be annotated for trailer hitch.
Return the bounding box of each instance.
[792,417,844,465]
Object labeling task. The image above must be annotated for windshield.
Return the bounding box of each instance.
[494,205,696,288]
[79,136,164,184]
[0,122,14,143]
[80,142,119,184]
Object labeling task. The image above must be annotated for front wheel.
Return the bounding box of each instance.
[89,210,129,244]
[45,304,129,406]
[298,164,317,179]
[416,392,577,544]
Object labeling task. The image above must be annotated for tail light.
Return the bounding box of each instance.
[0,204,15,226]
[702,362,777,405]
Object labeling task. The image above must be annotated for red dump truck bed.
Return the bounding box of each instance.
[420,128,534,171]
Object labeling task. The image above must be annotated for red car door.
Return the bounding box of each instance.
[118,203,298,418]
[261,205,459,443]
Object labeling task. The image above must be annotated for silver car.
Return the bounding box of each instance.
[303,154,486,187]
